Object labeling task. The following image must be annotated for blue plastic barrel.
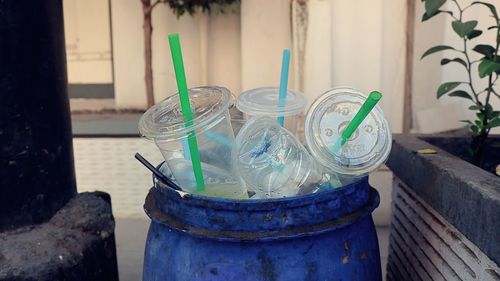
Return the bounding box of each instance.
[143,177,381,281]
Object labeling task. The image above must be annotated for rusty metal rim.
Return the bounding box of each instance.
[143,187,379,242]
[153,171,369,211]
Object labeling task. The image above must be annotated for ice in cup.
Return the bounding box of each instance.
[234,117,340,199]
[305,87,392,176]
[139,86,247,199]
[236,87,307,136]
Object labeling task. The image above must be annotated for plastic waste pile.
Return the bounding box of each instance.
[137,34,392,200]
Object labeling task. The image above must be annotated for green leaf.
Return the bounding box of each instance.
[471,125,479,133]
[483,105,499,119]
[452,20,478,38]
[448,90,473,100]
[422,10,453,21]
[472,1,499,22]
[441,57,467,67]
[421,45,456,59]
[437,82,462,98]
[469,105,482,110]
[486,118,500,128]
[485,104,494,117]
[460,120,473,125]
[425,0,447,16]
[478,59,500,78]
[467,30,482,40]
[473,44,496,58]
[422,12,432,21]
[476,112,485,122]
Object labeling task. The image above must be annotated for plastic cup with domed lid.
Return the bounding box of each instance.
[304,87,392,177]
[139,86,248,199]
[236,87,307,136]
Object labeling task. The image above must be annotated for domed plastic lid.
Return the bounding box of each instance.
[304,87,392,176]
[236,87,307,117]
[139,86,231,141]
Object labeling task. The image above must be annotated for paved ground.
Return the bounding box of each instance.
[378,226,389,280]
[72,113,141,136]
[115,218,149,281]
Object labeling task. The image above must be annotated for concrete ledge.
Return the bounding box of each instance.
[0,192,119,280]
[386,134,500,265]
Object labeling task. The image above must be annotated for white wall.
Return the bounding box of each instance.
[232,0,407,136]
[64,0,113,84]
[380,0,406,134]
[207,13,242,95]
[110,0,241,108]
[110,0,144,107]
[71,0,500,134]
[303,0,333,103]
[304,0,406,133]
[86,0,409,128]
[241,0,294,91]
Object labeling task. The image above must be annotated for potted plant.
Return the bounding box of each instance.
[386,0,500,279]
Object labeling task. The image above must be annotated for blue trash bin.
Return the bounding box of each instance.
[143,176,381,281]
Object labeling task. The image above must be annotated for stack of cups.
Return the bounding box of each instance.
[234,87,392,199]
[140,86,391,200]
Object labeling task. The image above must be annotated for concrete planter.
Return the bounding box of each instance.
[0,192,119,280]
[385,134,500,280]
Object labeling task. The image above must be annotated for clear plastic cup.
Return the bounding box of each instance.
[228,93,246,136]
[234,117,340,199]
[305,87,392,176]
[236,87,307,136]
[139,86,248,199]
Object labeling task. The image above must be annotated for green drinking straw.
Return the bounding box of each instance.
[332,91,383,153]
[277,49,291,127]
[168,33,205,191]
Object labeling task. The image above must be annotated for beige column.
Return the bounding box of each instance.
[240,0,294,92]
[207,11,242,95]
[303,0,333,103]
[111,0,149,108]
[111,0,241,108]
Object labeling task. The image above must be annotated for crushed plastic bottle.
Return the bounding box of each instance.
[234,117,341,199]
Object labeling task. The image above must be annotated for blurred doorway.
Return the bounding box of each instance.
[64,0,114,102]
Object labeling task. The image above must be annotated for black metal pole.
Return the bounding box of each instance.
[0,0,76,230]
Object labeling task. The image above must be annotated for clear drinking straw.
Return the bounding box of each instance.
[168,33,205,191]
[277,49,291,127]
[332,91,383,153]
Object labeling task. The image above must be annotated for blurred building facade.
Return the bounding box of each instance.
[64,0,500,134]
